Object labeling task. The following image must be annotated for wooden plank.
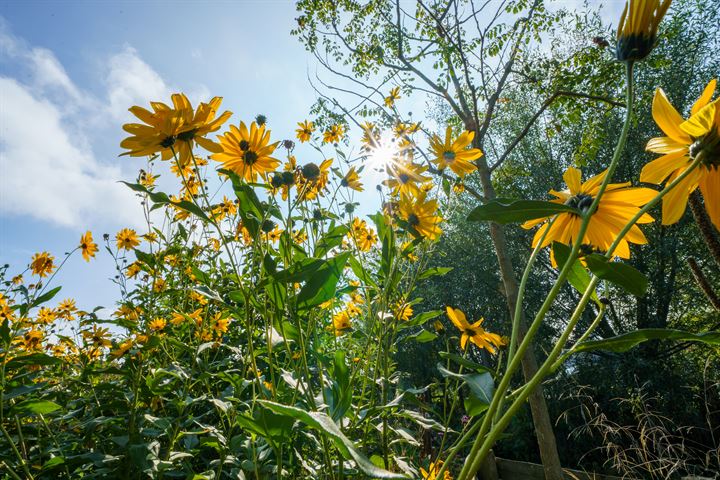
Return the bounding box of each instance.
[494,458,628,480]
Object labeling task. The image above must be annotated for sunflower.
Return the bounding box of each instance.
[16,329,44,351]
[79,231,98,262]
[82,325,113,348]
[30,251,55,277]
[120,104,184,160]
[641,79,720,229]
[429,127,482,177]
[120,94,230,167]
[357,227,378,252]
[522,166,656,262]
[384,86,401,107]
[173,94,231,163]
[149,317,167,332]
[298,159,333,200]
[332,310,352,336]
[323,124,344,144]
[616,0,672,62]
[384,160,431,197]
[446,307,504,353]
[57,299,77,320]
[420,460,453,480]
[296,120,314,143]
[397,192,442,241]
[212,121,281,182]
[116,228,141,251]
[212,196,238,220]
[341,167,363,191]
[395,302,413,322]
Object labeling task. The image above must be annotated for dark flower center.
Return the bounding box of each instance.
[177,129,197,142]
[443,151,456,162]
[161,135,177,148]
[565,193,594,214]
[239,140,250,151]
[244,150,258,165]
[690,132,720,168]
[407,213,420,226]
[398,173,410,184]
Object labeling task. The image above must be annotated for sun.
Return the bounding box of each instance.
[365,129,400,171]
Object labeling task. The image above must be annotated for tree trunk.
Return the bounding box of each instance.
[474,158,564,480]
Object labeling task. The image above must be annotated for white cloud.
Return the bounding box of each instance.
[0,77,142,228]
[106,45,171,121]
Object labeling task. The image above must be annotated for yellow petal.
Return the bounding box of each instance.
[446,307,467,331]
[691,79,717,116]
[652,88,692,144]
[563,166,582,194]
[680,100,718,138]
[640,150,687,185]
[698,167,720,231]
[646,136,688,154]
[602,187,657,206]
[661,168,700,225]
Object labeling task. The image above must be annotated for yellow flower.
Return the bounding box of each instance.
[149,317,167,332]
[384,86,401,107]
[126,262,142,279]
[293,229,308,244]
[212,313,230,335]
[430,127,482,177]
[212,196,238,220]
[446,307,504,353]
[139,170,157,187]
[11,274,23,285]
[152,277,166,292]
[57,299,77,320]
[82,325,112,348]
[30,252,55,278]
[120,103,185,160]
[323,124,344,144]
[420,460,453,480]
[298,159,333,200]
[357,227,378,252]
[79,231,98,262]
[398,192,442,241]
[346,302,362,317]
[120,93,230,167]
[173,94,232,162]
[212,121,280,182]
[296,120,314,143]
[395,303,413,321]
[116,228,141,251]
[384,160,431,197]
[16,329,44,351]
[616,0,672,62]
[332,310,352,336]
[522,166,656,262]
[641,80,720,229]
[110,339,134,359]
[36,307,56,325]
[264,226,284,243]
[341,167,363,191]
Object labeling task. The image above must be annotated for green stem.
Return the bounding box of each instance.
[455,61,635,480]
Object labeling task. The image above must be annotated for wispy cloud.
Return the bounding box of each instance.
[0,25,208,229]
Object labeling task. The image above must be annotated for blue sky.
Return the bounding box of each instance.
[0,1,336,310]
[0,1,624,312]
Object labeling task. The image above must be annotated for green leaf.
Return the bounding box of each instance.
[30,286,62,308]
[6,353,62,371]
[584,254,647,297]
[437,364,494,416]
[315,224,349,257]
[407,330,437,343]
[120,181,210,222]
[259,401,407,478]
[297,252,350,311]
[438,352,493,374]
[573,329,720,354]
[417,267,453,281]
[12,399,62,416]
[552,243,599,304]
[399,310,443,329]
[326,351,352,421]
[467,199,578,224]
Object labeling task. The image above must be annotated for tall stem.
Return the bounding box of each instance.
[455,61,635,480]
